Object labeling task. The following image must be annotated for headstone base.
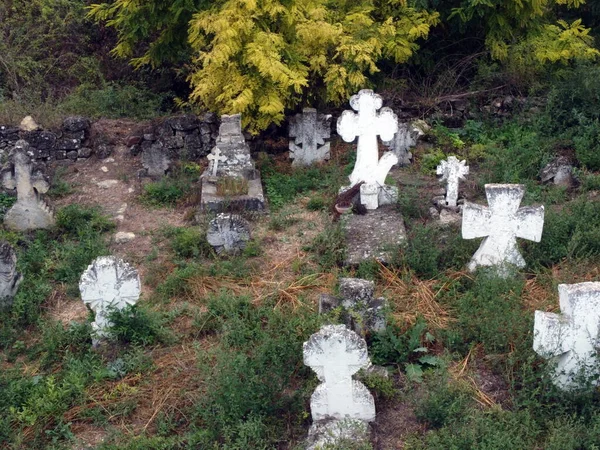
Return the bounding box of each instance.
[343,206,406,266]
[200,175,266,212]
[305,419,370,450]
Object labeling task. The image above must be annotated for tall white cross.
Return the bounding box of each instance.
[289,108,331,166]
[436,156,469,207]
[303,324,375,422]
[79,256,141,340]
[207,147,227,177]
[337,90,399,187]
[534,282,600,390]
[462,184,544,274]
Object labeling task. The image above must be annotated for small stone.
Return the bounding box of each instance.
[19,116,40,132]
[56,138,81,151]
[103,157,115,163]
[96,144,113,159]
[78,147,92,158]
[66,151,78,161]
[62,116,90,133]
[97,180,119,189]
[126,135,142,146]
[114,232,135,244]
[100,166,109,173]
[128,187,134,194]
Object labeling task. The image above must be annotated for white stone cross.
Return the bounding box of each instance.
[337,90,399,188]
[303,324,375,422]
[534,282,600,390]
[79,256,141,340]
[289,108,331,166]
[462,184,544,275]
[207,147,227,177]
[436,156,469,207]
[2,140,54,230]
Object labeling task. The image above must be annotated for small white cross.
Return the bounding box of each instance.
[462,184,544,274]
[207,147,227,176]
[534,282,600,389]
[303,325,375,421]
[436,156,469,207]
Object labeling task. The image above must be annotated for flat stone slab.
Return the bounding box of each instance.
[200,176,265,212]
[343,206,406,266]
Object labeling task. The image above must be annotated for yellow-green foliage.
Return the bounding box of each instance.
[187,0,438,133]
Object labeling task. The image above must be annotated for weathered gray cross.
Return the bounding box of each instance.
[534,282,600,389]
[207,147,227,177]
[289,108,331,166]
[337,90,398,187]
[462,184,544,274]
[436,156,469,207]
[2,141,49,204]
[303,324,375,421]
[79,256,141,339]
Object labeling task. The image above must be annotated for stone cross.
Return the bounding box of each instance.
[2,140,55,231]
[207,147,227,177]
[79,256,141,340]
[337,90,399,188]
[206,213,251,255]
[462,184,544,275]
[534,282,600,390]
[436,156,469,207]
[289,108,331,166]
[303,324,375,422]
[0,241,23,309]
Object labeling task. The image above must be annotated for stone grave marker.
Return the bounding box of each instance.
[303,324,375,422]
[2,140,55,231]
[200,114,265,211]
[383,121,423,166]
[79,256,141,341]
[142,141,170,177]
[462,184,544,276]
[337,89,399,209]
[534,282,600,390]
[436,155,469,208]
[206,213,251,255]
[0,241,23,309]
[319,278,386,335]
[288,108,331,166]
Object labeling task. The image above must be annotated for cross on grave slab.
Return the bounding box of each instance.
[462,184,544,275]
[436,156,469,207]
[207,147,227,177]
[534,282,600,390]
[79,256,141,340]
[289,108,331,166]
[337,90,399,188]
[303,324,375,422]
[2,140,54,231]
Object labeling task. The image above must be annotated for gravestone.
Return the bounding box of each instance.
[142,141,170,177]
[79,256,141,341]
[200,114,265,212]
[0,241,23,309]
[383,121,422,165]
[436,156,469,208]
[337,90,399,210]
[462,184,544,276]
[289,108,331,166]
[2,140,55,231]
[206,213,251,255]
[534,282,600,390]
[319,278,386,335]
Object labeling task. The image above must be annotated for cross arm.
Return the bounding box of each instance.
[337,111,359,143]
[533,310,572,358]
[515,206,544,242]
[462,202,492,239]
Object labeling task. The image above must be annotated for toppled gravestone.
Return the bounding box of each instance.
[462,184,544,277]
[79,256,141,343]
[303,324,375,449]
[206,213,251,255]
[2,140,55,231]
[319,278,387,336]
[0,241,23,309]
[534,282,600,390]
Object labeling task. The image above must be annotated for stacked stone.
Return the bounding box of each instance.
[0,117,92,163]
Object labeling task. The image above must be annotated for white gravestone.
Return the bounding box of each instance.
[303,324,375,422]
[436,156,469,208]
[337,90,399,210]
[79,256,141,340]
[2,140,55,231]
[534,282,600,390]
[462,184,544,275]
[289,108,332,166]
[0,241,23,309]
[207,147,227,177]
